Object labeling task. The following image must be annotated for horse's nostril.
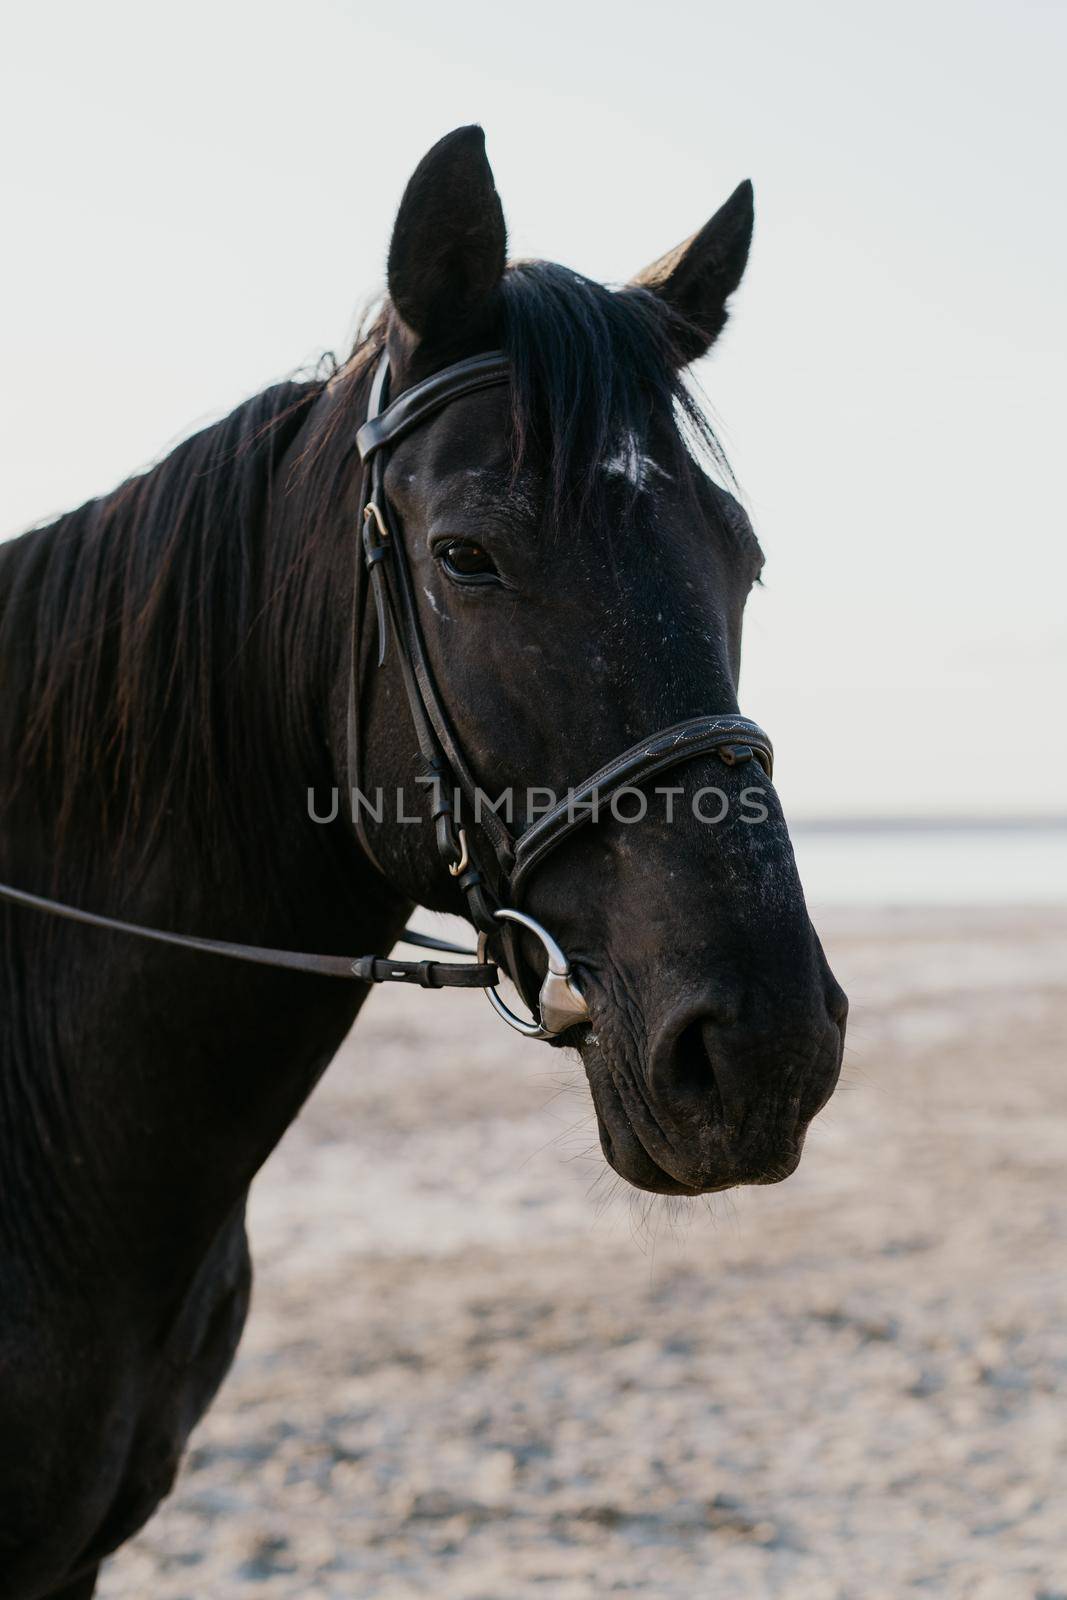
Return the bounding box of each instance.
[669,1018,725,1125]
[653,991,844,1139]
[827,983,849,1030]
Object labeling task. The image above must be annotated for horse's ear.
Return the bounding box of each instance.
[631,180,754,363]
[387,125,507,345]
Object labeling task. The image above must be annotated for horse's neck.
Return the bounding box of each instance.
[0,467,406,1290]
[2,790,403,1298]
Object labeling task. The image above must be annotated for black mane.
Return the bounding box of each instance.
[0,379,326,873]
[498,261,728,523]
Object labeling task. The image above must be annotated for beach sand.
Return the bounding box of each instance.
[98,906,1067,1599]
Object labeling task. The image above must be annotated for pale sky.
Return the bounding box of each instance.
[2,0,1063,817]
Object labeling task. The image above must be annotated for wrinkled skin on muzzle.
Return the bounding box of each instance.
[508,758,844,1190]
[523,774,847,1195]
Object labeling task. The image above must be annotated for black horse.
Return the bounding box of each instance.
[0,128,846,1596]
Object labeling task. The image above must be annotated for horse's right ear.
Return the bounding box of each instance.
[387,126,507,347]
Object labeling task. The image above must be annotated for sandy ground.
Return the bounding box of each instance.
[98,906,1067,1600]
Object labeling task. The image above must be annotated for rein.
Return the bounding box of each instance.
[0,350,774,1042]
[0,882,496,988]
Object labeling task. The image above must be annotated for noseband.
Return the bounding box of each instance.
[0,349,773,1044]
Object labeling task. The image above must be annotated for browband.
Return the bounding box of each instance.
[356,352,510,462]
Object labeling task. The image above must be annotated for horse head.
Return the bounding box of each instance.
[338,127,847,1195]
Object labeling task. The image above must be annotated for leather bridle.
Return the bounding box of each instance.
[349,349,772,1036]
[0,348,774,1044]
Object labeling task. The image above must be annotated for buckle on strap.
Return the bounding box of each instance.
[447,826,471,878]
[350,954,498,989]
[362,500,390,554]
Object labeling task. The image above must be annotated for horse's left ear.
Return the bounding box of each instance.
[631,180,754,363]
[387,125,507,346]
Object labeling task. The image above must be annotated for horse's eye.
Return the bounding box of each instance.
[440,540,497,581]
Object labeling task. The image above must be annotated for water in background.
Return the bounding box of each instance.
[409,827,1067,953]
[791,823,1067,907]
